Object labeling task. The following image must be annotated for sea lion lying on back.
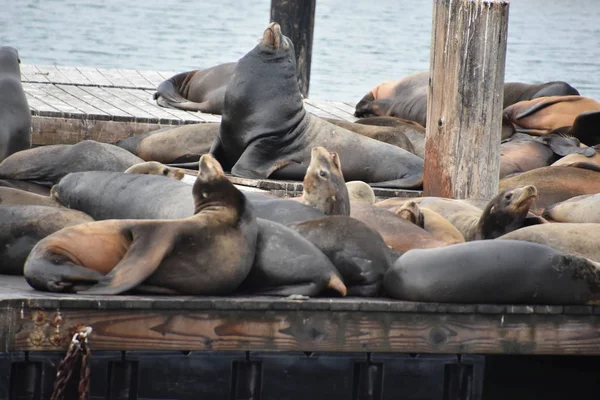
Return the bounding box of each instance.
[210,23,424,189]
[25,154,259,295]
[153,62,236,114]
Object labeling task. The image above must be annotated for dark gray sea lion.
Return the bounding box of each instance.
[384,240,600,304]
[290,215,391,297]
[210,23,424,189]
[24,154,259,295]
[353,116,426,158]
[502,81,580,109]
[0,46,31,162]
[0,140,143,186]
[0,205,93,275]
[153,62,236,114]
[124,161,185,180]
[116,123,220,164]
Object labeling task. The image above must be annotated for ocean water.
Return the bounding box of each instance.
[2,0,599,103]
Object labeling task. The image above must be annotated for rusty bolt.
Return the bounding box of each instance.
[51,313,64,328]
[29,329,45,346]
[32,311,46,326]
[49,332,65,347]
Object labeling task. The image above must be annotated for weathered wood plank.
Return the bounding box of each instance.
[55,85,111,117]
[327,101,360,118]
[20,64,51,83]
[65,85,130,118]
[424,0,509,199]
[303,101,330,118]
[122,88,203,123]
[60,86,134,120]
[55,65,93,85]
[95,67,138,88]
[101,87,166,122]
[76,66,114,86]
[10,308,600,355]
[135,69,165,87]
[306,99,356,121]
[117,68,156,89]
[25,83,81,115]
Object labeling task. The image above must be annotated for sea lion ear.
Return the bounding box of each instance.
[330,152,342,171]
[489,205,496,214]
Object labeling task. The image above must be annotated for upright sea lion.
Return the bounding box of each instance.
[24,154,259,295]
[210,23,424,189]
[322,117,416,155]
[293,146,350,215]
[542,194,600,223]
[346,181,376,204]
[0,46,31,162]
[503,96,600,138]
[395,201,465,245]
[124,161,184,180]
[0,187,61,207]
[498,223,600,263]
[0,205,94,275]
[499,165,600,212]
[384,240,600,304]
[502,81,580,109]
[0,140,144,186]
[153,62,236,114]
[116,123,220,164]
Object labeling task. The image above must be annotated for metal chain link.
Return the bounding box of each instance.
[50,326,93,400]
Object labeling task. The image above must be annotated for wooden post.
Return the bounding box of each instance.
[270,0,316,98]
[424,0,510,199]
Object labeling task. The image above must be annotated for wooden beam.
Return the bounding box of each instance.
[270,0,316,98]
[424,0,510,199]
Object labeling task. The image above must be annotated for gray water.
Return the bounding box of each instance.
[2,0,599,103]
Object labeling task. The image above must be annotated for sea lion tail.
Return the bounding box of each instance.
[327,275,347,297]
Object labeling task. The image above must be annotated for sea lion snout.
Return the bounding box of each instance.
[262,22,282,49]
[197,154,225,181]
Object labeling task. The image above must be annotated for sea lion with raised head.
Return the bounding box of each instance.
[210,23,424,189]
[384,240,600,304]
[395,201,465,245]
[24,154,259,295]
[0,46,31,162]
[153,62,236,114]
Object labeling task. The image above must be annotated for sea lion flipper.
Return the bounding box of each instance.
[544,134,590,157]
[562,161,600,172]
[82,231,174,295]
[368,174,423,190]
[515,97,579,120]
[569,110,600,147]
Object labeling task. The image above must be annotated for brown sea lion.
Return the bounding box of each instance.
[293,146,350,215]
[551,145,600,167]
[153,62,236,114]
[210,23,424,189]
[322,117,417,155]
[503,96,600,138]
[0,187,61,207]
[499,165,600,213]
[395,201,465,245]
[502,81,580,109]
[0,205,94,275]
[0,46,31,162]
[24,154,259,295]
[384,240,600,304]
[346,181,375,204]
[542,194,600,223]
[0,179,51,195]
[116,123,220,164]
[124,161,184,180]
[0,140,144,186]
[498,223,600,263]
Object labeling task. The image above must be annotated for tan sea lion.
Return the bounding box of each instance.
[0,187,61,207]
[542,194,600,223]
[124,161,185,180]
[499,165,600,213]
[24,154,259,295]
[346,181,375,204]
[395,201,465,245]
[153,62,236,114]
[551,146,600,167]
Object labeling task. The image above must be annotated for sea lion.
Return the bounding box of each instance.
[290,215,392,297]
[24,154,259,295]
[498,223,600,263]
[353,116,426,158]
[0,140,144,186]
[153,62,236,114]
[293,146,350,215]
[551,147,600,168]
[116,123,220,164]
[499,165,600,213]
[0,179,51,195]
[502,81,580,109]
[124,161,185,180]
[354,72,429,127]
[0,187,61,207]
[0,46,31,162]
[0,205,94,275]
[542,194,600,223]
[395,201,465,245]
[346,181,375,204]
[210,23,424,189]
[322,117,416,155]
[384,240,600,304]
[503,96,600,138]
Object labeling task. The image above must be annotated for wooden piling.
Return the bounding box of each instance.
[270,0,316,98]
[424,0,510,199]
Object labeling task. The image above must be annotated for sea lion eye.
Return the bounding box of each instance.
[162,169,169,175]
[319,170,328,178]
[505,193,513,201]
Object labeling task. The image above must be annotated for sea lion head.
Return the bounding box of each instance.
[0,46,21,75]
[124,161,185,180]
[395,201,425,228]
[346,181,376,204]
[301,146,350,216]
[479,185,538,239]
[192,154,245,215]
[259,22,292,54]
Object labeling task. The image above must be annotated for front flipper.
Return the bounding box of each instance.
[231,143,304,180]
[515,96,580,120]
[81,229,174,295]
[569,110,600,146]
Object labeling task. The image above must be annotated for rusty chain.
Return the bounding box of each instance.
[50,326,93,400]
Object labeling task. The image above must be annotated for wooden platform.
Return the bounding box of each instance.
[21,64,358,146]
[2,276,599,355]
